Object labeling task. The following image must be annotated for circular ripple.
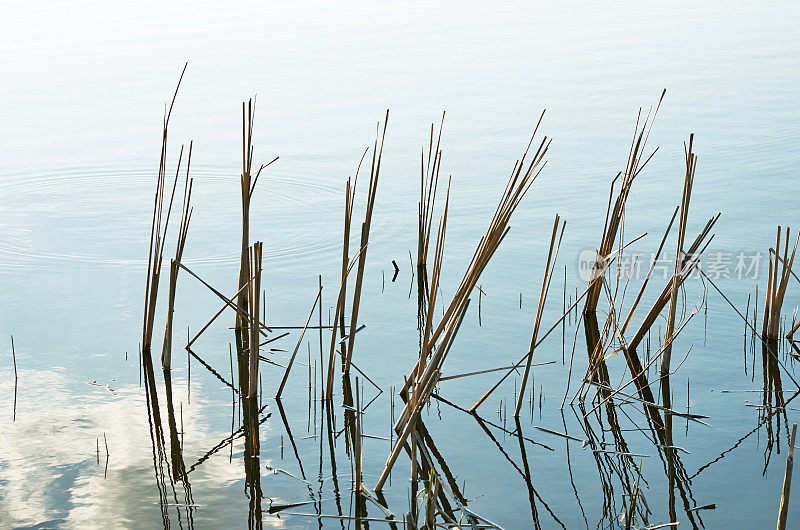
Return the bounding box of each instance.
[0,166,411,271]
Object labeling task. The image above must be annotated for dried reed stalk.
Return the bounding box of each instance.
[234,100,255,393]
[661,134,696,376]
[344,110,390,374]
[514,214,565,416]
[247,242,263,398]
[276,288,322,399]
[161,143,194,371]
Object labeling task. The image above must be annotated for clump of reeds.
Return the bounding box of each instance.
[142,64,188,356]
[323,112,388,401]
[417,113,446,285]
[325,148,367,400]
[413,114,449,359]
[137,64,199,492]
[613,134,718,367]
[235,99,255,392]
[343,111,389,375]
[409,174,451,508]
[375,112,550,490]
[763,226,798,340]
[568,126,720,422]
[233,98,277,399]
[161,143,194,371]
[583,89,665,315]
[661,134,696,376]
[155,140,195,486]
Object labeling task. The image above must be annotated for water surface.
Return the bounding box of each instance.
[1,1,800,528]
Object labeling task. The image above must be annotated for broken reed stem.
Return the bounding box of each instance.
[418,112,445,270]
[176,262,270,340]
[778,423,797,530]
[247,242,263,399]
[661,134,696,376]
[439,361,555,382]
[186,279,253,349]
[376,113,550,491]
[514,214,565,416]
[276,288,322,399]
[344,110,390,375]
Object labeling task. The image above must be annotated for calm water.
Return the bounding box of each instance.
[2,1,800,528]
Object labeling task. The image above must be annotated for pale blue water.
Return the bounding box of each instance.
[1,1,799,528]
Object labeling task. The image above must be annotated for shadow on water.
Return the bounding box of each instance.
[575,307,707,529]
[142,344,195,529]
[760,338,789,473]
